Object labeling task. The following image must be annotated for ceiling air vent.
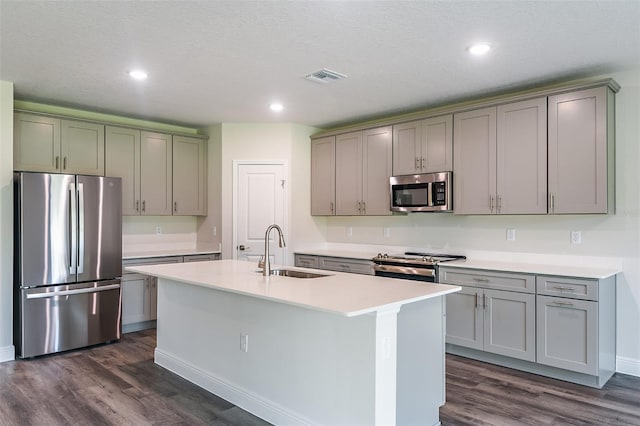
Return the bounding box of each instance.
[305,68,347,84]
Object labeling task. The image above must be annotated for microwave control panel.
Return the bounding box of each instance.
[432,181,447,206]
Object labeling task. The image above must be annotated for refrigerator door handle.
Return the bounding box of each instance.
[26,283,121,299]
[77,182,85,274]
[69,183,77,274]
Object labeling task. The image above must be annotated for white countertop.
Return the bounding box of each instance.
[441,259,620,279]
[122,246,221,260]
[126,259,461,317]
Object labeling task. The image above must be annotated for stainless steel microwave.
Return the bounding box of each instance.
[390,171,452,212]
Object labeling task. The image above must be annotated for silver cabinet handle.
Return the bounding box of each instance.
[362,201,366,214]
[552,300,574,306]
[549,193,555,213]
[142,200,146,212]
[357,201,361,212]
[473,277,489,283]
[330,202,334,214]
[136,200,140,212]
[421,157,425,169]
[484,294,488,309]
[489,195,494,213]
[553,286,576,292]
[63,156,67,170]
[415,157,420,170]
[475,293,479,309]
[497,195,502,213]
[55,156,60,169]
[174,201,177,212]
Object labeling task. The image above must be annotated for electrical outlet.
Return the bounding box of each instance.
[571,231,582,244]
[383,227,390,238]
[506,228,516,241]
[240,334,249,352]
[155,226,162,235]
[347,226,353,237]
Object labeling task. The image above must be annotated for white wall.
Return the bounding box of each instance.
[323,69,640,374]
[196,124,222,250]
[0,81,15,362]
[207,123,324,264]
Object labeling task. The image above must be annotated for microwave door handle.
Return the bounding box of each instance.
[427,182,433,207]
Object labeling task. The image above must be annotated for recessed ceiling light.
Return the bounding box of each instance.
[128,70,148,80]
[468,43,491,56]
[269,103,284,112]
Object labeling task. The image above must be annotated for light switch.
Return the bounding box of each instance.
[571,231,582,244]
[506,228,516,241]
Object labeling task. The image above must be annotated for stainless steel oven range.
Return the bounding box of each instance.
[372,252,466,282]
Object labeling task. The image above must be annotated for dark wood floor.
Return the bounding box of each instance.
[1,330,638,426]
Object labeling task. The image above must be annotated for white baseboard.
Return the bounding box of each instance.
[154,348,312,426]
[0,345,15,363]
[617,355,640,377]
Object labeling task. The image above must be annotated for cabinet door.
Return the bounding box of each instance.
[392,120,421,175]
[60,120,105,175]
[496,98,547,214]
[173,136,206,215]
[335,131,362,215]
[105,126,141,215]
[453,107,497,214]
[140,131,173,215]
[122,274,150,325]
[445,286,483,350]
[362,126,392,215]
[311,136,336,215]
[483,289,536,361]
[537,295,598,374]
[548,86,609,214]
[13,113,61,173]
[421,114,453,173]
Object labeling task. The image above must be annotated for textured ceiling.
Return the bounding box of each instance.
[1,1,639,129]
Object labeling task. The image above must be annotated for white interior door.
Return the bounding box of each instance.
[234,163,287,264]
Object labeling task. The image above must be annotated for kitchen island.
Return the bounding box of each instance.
[126,260,461,426]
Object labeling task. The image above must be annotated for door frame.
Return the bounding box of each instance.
[232,160,289,262]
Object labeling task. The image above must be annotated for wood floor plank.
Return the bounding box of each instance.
[1,331,638,426]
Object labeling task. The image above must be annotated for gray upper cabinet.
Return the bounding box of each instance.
[105,126,141,215]
[140,131,173,216]
[454,98,547,215]
[60,120,105,176]
[173,135,206,216]
[14,113,104,175]
[14,113,61,173]
[496,98,547,214]
[453,106,496,214]
[311,136,336,215]
[392,115,453,175]
[548,86,614,214]
[335,126,392,216]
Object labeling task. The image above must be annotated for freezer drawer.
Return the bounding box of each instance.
[17,280,122,358]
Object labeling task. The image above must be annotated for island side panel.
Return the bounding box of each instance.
[397,296,445,426]
[154,277,393,425]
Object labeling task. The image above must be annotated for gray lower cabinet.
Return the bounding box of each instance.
[536,295,597,375]
[122,254,220,332]
[445,284,535,361]
[294,253,373,275]
[441,267,617,388]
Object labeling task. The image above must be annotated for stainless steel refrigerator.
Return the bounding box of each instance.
[14,172,123,358]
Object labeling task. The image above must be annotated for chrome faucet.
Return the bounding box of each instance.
[261,224,286,276]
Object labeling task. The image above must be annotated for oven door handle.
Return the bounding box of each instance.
[373,264,436,277]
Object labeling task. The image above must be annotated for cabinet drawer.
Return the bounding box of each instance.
[439,268,535,293]
[536,276,598,301]
[319,257,373,275]
[183,254,220,262]
[294,255,319,269]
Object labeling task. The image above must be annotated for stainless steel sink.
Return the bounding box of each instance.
[269,269,329,279]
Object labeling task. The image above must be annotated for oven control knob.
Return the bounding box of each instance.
[383,253,388,259]
[377,253,382,258]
